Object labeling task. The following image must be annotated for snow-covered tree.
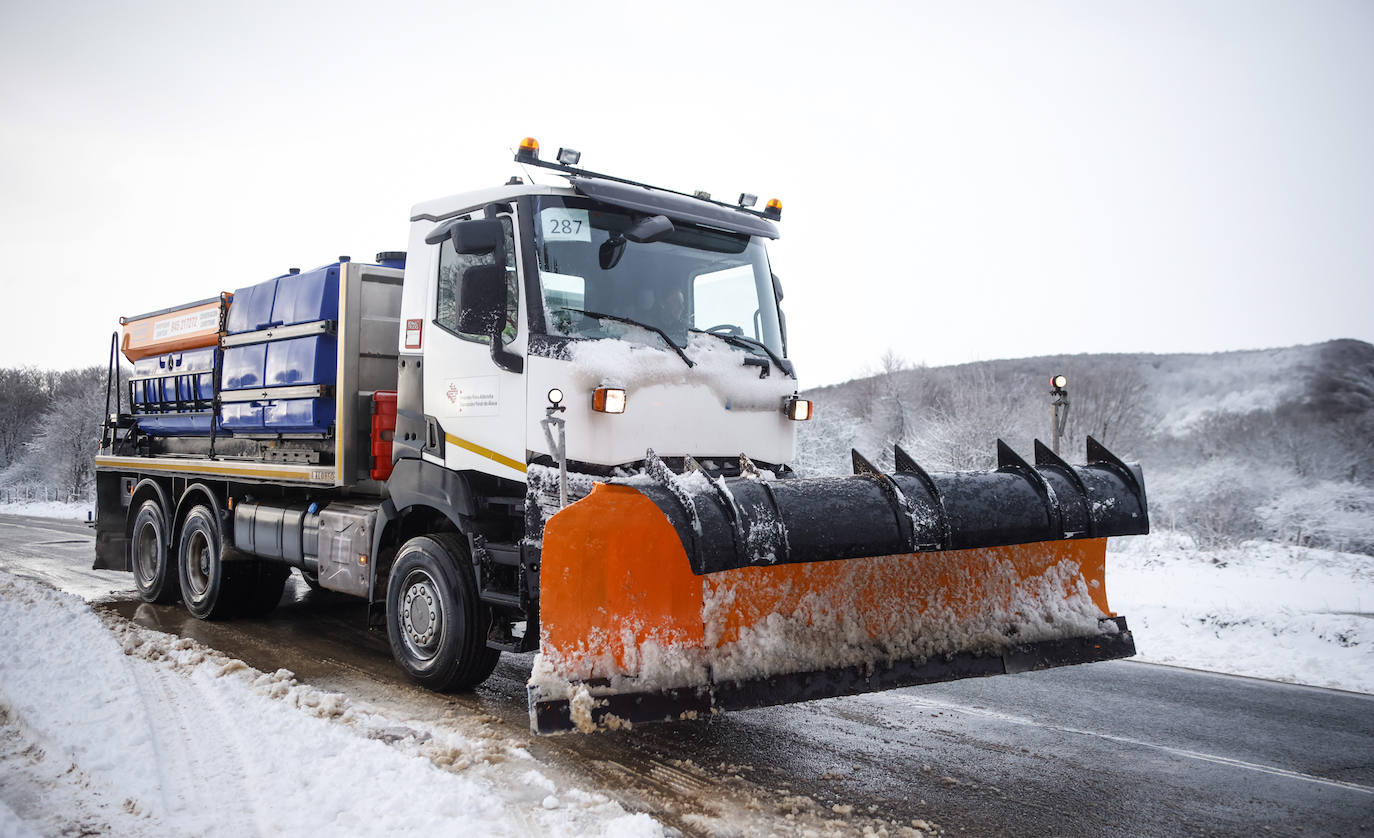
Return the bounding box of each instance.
[0,367,48,469]
[5,367,106,500]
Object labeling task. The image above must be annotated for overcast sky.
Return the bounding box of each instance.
[1,0,1370,386]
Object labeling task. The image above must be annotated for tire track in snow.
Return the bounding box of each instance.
[128,661,261,836]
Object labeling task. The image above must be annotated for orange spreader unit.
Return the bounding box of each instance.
[531,483,1131,733]
[120,294,230,362]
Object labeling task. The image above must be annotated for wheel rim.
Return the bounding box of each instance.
[185,528,212,598]
[133,518,159,586]
[400,569,444,661]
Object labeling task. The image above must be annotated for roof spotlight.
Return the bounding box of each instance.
[556,147,581,166]
[547,387,564,405]
[738,193,758,208]
[1052,375,1068,389]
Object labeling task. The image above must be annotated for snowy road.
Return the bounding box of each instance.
[1,513,1371,837]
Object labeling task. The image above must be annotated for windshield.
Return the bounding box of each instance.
[531,196,784,356]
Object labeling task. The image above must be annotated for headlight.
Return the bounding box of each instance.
[592,387,627,414]
[783,396,813,421]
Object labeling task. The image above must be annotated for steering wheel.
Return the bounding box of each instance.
[705,323,744,337]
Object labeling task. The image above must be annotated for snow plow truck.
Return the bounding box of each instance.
[94,139,1148,733]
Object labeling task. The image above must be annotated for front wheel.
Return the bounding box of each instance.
[385,534,499,691]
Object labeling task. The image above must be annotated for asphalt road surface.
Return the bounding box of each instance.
[2,513,1370,837]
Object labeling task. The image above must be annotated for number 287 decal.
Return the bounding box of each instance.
[539,208,591,242]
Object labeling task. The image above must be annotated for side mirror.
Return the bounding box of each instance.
[624,214,674,244]
[451,219,505,255]
[457,265,506,335]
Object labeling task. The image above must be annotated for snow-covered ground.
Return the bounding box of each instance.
[0,508,1368,836]
[1109,531,1373,693]
[0,569,664,838]
[0,500,92,521]
[4,497,1369,696]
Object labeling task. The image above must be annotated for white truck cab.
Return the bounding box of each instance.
[394,148,804,489]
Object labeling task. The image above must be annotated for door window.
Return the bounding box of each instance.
[436,216,519,345]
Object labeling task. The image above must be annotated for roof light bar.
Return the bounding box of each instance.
[510,136,783,224]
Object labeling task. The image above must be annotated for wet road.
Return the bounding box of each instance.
[2,513,1371,837]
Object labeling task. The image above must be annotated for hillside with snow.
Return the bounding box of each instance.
[801,339,1374,550]
[796,339,1374,693]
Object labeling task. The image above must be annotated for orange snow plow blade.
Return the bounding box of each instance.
[529,466,1138,734]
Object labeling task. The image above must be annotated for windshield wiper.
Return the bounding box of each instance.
[557,307,694,368]
[690,330,794,378]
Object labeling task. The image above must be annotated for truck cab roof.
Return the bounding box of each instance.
[409,182,571,224]
[410,175,780,240]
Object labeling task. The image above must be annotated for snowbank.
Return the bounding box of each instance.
[1108,531,1373,693]
[0,569,664,838]
[0,500,92,521]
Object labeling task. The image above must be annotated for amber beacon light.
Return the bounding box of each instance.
[516,137,540,163]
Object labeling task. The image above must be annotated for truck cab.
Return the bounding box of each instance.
[394,164,804,492]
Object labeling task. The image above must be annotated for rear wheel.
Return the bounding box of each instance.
[130,498,178,603]
[178,504,241,620]
[385,533,499,691]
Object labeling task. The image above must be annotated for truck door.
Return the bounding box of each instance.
[423,212,528,483]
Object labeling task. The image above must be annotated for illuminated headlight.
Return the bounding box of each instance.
[783,396,813,421]
[592,387,627,414]
[1051,374,1068,389]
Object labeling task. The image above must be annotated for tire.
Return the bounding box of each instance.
[238,562,291,617]
[177,504,242,620]
[130,498,178,604]
[385,533,499,691]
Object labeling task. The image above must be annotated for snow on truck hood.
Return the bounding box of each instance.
[564,333,796,411]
